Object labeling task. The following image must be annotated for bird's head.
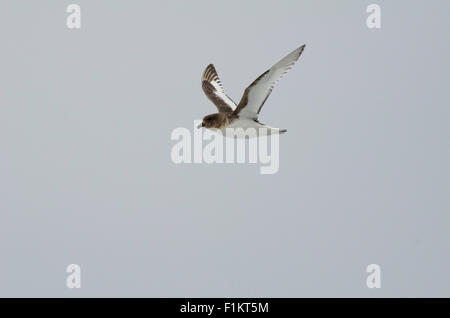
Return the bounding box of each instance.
[198,113,220,129]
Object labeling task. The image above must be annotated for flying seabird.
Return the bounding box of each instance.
[198,44,306,137]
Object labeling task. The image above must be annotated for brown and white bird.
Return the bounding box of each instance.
[199,44,305,137]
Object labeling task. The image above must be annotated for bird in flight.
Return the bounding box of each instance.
[199,44,305,137]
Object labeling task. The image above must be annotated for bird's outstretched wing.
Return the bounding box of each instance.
[202,64,237,113]
[233,45,305,119]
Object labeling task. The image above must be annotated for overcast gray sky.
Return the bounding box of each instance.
[0,0,449,297]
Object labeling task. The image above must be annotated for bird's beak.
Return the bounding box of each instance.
[197,123,203,129]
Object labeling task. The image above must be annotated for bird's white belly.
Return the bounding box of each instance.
[227,119,262,130]
[218,119,282,138]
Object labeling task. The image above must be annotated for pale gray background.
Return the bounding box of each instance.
[0,0,449,297]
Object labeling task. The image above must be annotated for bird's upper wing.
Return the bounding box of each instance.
[202,64,237,113]
[233,45,305,119]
